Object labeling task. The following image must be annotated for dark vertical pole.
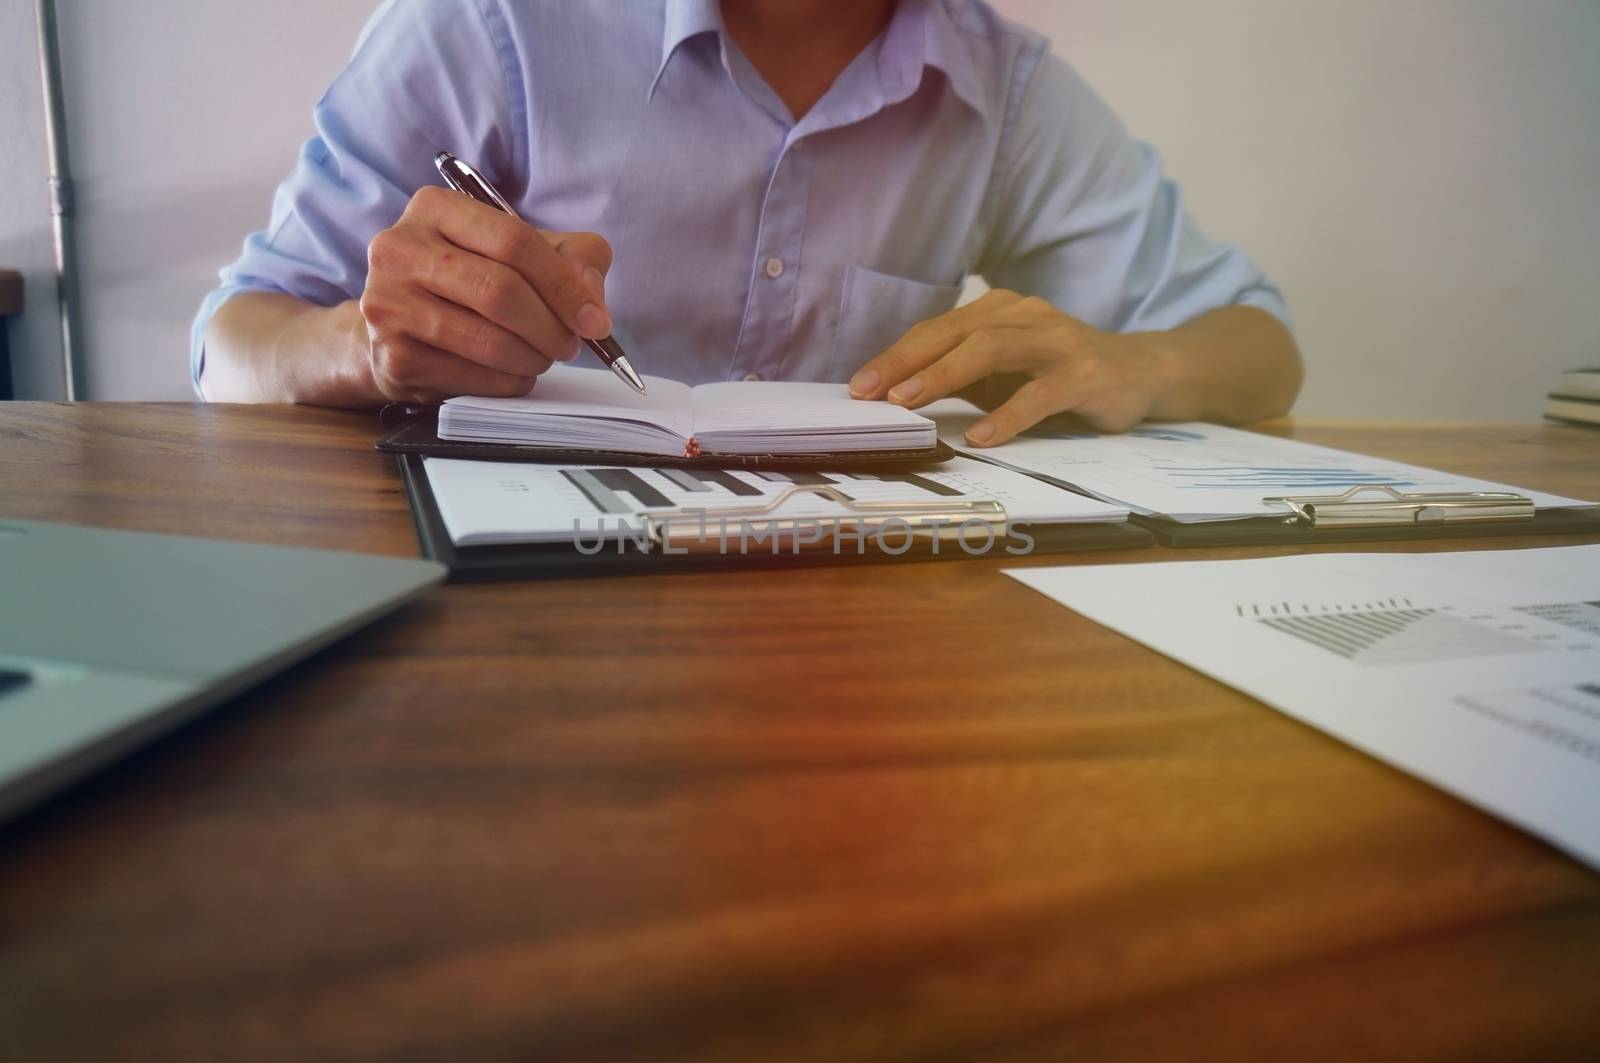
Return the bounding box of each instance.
[35,0,84,400]
[0,270,18,400]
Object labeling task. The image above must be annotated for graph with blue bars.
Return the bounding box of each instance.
[1018,421,1420,492]
[1157,465,1416,490]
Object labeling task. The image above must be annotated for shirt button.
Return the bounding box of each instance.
[764,257,785,279]
[743,372,763,382]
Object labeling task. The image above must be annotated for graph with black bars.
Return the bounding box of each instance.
[555,467,966,515]
[1246,596,1600,667]
[420,454,1130,547]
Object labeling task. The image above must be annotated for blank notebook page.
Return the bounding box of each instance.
[690,382,926,431]
[445,371,695,439]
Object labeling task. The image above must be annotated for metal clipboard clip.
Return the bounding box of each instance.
[1263,484,1535,528]
[641,484,1008,554]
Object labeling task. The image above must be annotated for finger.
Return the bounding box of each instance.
[543,230,614,300]
[414,245,581,362]
[374,339,539,404]
[419,190,613,340]
[848,288,1024,399]
[404,289,556,377]
[885,329,1015,408]
[964,376,1078,447]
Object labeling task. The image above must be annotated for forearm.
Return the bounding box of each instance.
[200,292,381,407]
[1138,305,1303,425]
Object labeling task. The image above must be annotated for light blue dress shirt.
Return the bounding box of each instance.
[192,0,1289,394]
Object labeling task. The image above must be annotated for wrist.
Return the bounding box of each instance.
[1120,330,1184,411]
[281,299,384,408]
[330,300,382,404]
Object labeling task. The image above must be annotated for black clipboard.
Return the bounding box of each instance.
[375,403,956,470]
[396,454,1152,581]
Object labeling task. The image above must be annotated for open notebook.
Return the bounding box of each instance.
[439,367,936,459]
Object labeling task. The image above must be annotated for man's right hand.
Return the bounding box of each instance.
[359,184,614,403]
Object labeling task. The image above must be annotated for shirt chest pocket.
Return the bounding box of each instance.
[829,264,963,382]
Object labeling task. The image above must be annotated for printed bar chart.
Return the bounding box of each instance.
[846,472,965,497]
[657,469,711,493]
[1259,608,1540,666]
[560,468,674,512]
[754,471,840,487]
[685,469,762,497]
[1158,466,1416,491]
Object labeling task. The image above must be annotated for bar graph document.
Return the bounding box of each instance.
[1006,545,1600,868]
[924,400,1593,521]
[423,455,1128,546]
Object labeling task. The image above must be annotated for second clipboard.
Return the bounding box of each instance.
[1134,484,1600,546]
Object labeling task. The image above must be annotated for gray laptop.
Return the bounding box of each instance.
[0,519,445,821]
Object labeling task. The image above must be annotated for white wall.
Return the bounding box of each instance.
[53,0,375,400]
[7,0,1599,416]
[997,0,1600,419]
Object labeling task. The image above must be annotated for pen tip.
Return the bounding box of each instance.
[611,354,648,395]
[435,151,454,167]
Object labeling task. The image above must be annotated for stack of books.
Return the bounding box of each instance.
[1547,368,1600,427]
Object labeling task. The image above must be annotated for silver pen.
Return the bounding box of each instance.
[434,152,646,395]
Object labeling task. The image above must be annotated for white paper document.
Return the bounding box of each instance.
[1006,545,1600,868]
[925,400,1593,521]
[424,455,1128,546]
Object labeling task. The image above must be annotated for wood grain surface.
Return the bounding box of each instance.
[2,403,1598,1062]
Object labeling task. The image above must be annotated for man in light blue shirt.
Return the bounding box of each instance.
[197,0,1301,445]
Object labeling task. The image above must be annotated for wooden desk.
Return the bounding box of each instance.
[2,404,1598,1061]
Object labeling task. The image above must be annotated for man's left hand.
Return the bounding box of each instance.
[847,289,1172,446]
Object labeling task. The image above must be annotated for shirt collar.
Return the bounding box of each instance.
[651,0,992,119]
[917,0,990,117]
[653,0,723,95]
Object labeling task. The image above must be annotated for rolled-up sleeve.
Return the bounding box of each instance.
[190,0,526,395]
[977,50,1289,335]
